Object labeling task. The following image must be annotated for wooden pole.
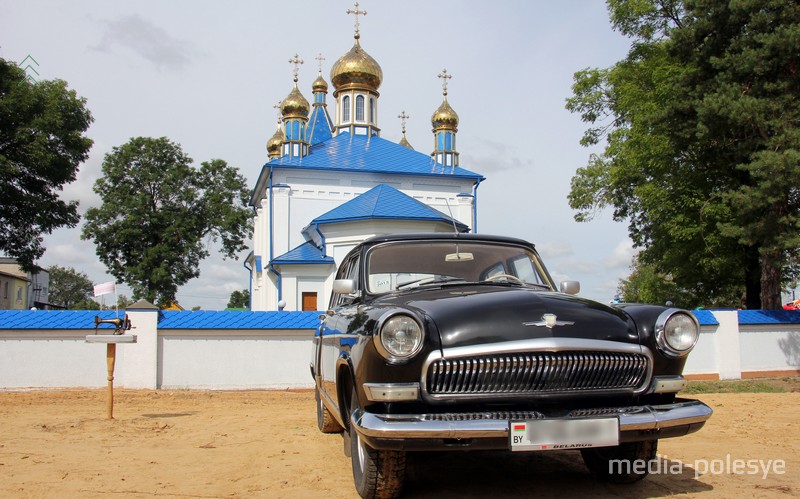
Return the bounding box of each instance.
[106,343,116,419]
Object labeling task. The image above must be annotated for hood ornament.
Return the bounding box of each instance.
[523,313,574,329]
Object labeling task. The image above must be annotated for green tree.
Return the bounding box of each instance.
[81,137,252,307]
[116,294,136,309]
[566,0,800,309]
[227,289,250,309]
[47,265,94,309]
[0,59,93,271]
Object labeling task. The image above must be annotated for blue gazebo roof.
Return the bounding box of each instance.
[308,184,469,231]
[273,241,335,265]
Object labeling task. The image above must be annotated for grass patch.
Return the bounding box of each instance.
[684,378,790,394]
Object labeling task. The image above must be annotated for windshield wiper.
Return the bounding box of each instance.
[396,276,465,290]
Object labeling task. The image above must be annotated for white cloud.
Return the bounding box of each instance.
[91,14,200,70]
[605,239,637,270]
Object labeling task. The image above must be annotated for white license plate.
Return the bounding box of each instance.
[510,418,619,451]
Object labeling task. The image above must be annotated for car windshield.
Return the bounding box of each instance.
[366,240,554,294]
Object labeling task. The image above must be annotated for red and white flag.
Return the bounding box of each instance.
[93,281,116,297]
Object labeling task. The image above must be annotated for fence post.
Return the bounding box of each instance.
[712,310,742,380]
[119,300,159,389]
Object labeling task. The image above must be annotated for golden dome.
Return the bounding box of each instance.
[281,84,310,119]
[330,40,383,92]
[312,73,329,93]
[267,126,284,157]
[431,98,459,130]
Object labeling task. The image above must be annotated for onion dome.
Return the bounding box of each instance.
[330,40,383,92]
[431,98,459,130]
[281,84,310,119]
[312,73,329,94]
[266,126,284,158]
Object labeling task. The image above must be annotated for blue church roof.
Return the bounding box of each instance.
[266,132,484,180]
[307,105,333,145]
[309,184,469,231]
[273,241,335,265]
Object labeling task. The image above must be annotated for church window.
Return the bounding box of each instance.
[369,97,375,123]
[342,95,351,122]
[356,95,365,122]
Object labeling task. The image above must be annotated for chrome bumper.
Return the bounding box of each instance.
[352,399,712,441]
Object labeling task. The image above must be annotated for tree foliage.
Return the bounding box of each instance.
[0,59,93,271]
[47,265,97,309]
[81,137,252,307]
[567,0,800,309]
[227,289,250,309]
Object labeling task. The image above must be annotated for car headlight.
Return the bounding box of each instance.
[376,313,424,364]
[655,309,699,357]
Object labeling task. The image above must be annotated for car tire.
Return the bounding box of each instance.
[581,440,658,483]
[316,387,343,433]
[349,388,406,498]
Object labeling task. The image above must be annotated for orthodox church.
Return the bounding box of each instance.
[246,4,485,311]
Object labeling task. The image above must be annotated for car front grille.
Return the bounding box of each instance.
[425,351,650,397]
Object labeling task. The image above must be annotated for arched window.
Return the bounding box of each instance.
[369,97,375,123]
[342,95,351,122]
[355,95,365,122]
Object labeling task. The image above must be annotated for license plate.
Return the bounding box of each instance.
[510,418,619,451]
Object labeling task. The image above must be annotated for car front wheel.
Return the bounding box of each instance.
[581,440,658,483]
[349,389,406,498]
[316,387,343,434]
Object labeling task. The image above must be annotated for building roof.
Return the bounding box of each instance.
[692,309,719,326]
[273,241,335,265]
[157,310,320,329]
[0,309,321,330]
[307,104,333,146]
[0,310,124,329]
[267,132,483,179]
[738,309,800,325]
[307,184,469,231]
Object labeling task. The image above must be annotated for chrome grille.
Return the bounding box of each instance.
[426,351,649,396]
[420,411,543,422]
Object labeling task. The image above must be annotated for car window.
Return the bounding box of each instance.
[365,241,553,293]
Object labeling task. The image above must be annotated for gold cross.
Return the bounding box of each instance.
[288,54,304,83]
[315,53,325,73]
[397,111,410,133]
[347,1,367,39]
[273,101,282,123]
[438,69,452,96]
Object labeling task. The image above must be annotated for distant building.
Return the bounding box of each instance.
[0,258,50,310]
[246,8,484,311]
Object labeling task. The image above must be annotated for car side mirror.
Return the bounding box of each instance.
[333,279,356,294]
[559,281,580,295]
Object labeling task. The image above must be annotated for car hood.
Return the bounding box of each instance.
[374,285,639,349]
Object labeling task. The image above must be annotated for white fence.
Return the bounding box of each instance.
[0,308,798,390]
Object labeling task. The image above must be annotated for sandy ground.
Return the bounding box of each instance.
[0,389,798,498]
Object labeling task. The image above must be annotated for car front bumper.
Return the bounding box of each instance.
[352,398,712,451]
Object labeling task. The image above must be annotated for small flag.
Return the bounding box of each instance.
[513,424,526,432]
[93,281,116,297]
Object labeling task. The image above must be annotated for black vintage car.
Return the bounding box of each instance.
[311,233,711,498]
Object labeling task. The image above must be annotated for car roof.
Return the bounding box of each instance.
[360,233,537,250]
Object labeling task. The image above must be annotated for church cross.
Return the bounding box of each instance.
[315,53,325,73]
[288,54,304,83]
[438,69,452,96]
[398,111,410,133]
[347,1,367,39]
[273,101,282,123]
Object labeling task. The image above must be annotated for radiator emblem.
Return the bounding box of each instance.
[523,313,575,329]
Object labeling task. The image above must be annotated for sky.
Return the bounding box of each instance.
[1,0,637,310]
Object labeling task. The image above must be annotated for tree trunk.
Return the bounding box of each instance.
[760,250,783,310]
[743,246,761,309]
